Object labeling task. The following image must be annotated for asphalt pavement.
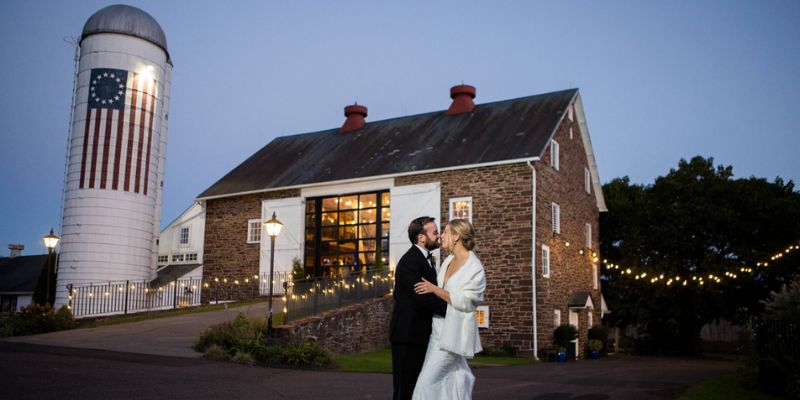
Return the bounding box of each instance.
[0,300,738,399]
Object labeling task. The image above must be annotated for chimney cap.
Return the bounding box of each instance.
[450,84,476,99]
[344,104,368,117]
[341,103,368,133]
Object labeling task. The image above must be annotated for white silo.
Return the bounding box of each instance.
[55,5,172,308]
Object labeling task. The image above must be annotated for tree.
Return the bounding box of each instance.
[601,156,800,355]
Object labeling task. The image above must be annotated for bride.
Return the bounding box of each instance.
[412,218,486,399]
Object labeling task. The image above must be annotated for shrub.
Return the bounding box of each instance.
[586,339,604,352]
[553,324,578,349]
[195,314,333,369]
[291,257,307,281]
[2,303,76,336]
[203,344,230,361]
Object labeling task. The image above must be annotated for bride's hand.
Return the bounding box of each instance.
[414,278,436,295]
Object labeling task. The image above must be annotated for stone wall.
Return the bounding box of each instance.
[202,189,300,303]
[397,163,536,353]
[534,115,602,356]
[275,295,393,354]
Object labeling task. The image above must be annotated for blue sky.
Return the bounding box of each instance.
[1,1,798,255]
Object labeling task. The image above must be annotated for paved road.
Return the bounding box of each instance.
[0,341,735,400]
[0,300,738,399]
[3,301,278,358]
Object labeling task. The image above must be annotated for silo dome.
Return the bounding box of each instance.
[81,4,169,57]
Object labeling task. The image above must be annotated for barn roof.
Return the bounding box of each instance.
[0,255,47,294]
[198,88,605,211]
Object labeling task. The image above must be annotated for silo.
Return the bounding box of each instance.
[55,5,172,308]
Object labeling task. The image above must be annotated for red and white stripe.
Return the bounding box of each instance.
[79,72,157,195]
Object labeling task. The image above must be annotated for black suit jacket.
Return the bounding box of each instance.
[390,246,447,345]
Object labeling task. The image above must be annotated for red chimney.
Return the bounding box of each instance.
[446,84,476,115]
[341,103,368,133]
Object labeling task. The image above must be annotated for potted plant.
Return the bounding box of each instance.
[586,339,603,359]
[553,324,577,362]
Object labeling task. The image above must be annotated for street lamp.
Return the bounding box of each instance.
[42,228,60,305]
[263,212,283,335]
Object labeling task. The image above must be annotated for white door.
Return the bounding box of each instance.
[261,197,303,293]
[569,309,580,359]
[389,182,441,270]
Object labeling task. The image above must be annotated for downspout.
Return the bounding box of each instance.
[527,160,538,359]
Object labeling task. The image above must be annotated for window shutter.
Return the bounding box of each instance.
[542,245,550,277]
[551,140,560,171]
[552,203,560,234]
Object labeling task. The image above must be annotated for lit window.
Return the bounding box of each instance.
[179,227,189,245]
[550,140,560,171]
[449,197,473,222]
[305,191,390,277]
[551,203,560,234]
[586,223,592,249]
[247,219,262,244]
[585,167,591,194]
[542,245,551,278]
[554,309,561,326]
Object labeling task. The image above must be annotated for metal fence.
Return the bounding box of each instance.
[283,271,393,323]
[69,277,203,318]
[753,318,800,396]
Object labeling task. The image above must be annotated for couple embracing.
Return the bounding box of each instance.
[390,216,487,400]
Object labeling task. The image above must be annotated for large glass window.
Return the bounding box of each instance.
[305,190,390,277]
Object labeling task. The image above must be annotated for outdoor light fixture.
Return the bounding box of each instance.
[42,228,60,305]
[264,212,283,335]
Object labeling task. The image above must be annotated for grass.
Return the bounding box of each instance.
[334,347,538,373]
[75,299,274,329]
[679,370,783,400]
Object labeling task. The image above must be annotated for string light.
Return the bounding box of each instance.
[603,239,799,287]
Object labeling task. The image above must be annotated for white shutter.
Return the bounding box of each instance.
[389,182,441,270]
[552,203,560,234]
[261,197,303,278]
[551,140,560,171]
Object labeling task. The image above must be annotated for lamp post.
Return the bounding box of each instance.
[263,212,283,335]
[42,228,60,305]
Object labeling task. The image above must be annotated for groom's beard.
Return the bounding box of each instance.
[424,236,440,251]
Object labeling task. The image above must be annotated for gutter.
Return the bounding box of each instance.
[527,160,538,360]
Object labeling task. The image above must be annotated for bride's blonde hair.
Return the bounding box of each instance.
[448,219,476,250]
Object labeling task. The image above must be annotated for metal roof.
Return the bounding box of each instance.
[0,255,47,293]
[81,5,169,57]
[199,88,580,199]
[151,263,201,287]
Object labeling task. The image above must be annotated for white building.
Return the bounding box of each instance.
[155,202,204,284]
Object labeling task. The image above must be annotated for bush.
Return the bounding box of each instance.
[553,324,578,349]
[588,325,609,353]
[195,314,333,369]
[586,339,604,352]
[1,303,76,337]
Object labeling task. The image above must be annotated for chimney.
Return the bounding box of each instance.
[446,84,476,115]
[8,244,24,258]
[341,103,368,133]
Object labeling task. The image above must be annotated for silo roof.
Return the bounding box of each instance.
[81,4,169,58]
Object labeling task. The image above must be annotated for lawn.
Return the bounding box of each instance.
[334,348,538,373]
[679,370,784,400]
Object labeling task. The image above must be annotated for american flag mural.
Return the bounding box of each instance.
[79,68,157,195]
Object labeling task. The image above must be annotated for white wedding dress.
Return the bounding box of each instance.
[412,257,476,400]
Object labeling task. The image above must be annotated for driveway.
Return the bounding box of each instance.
[0,341,736,400]
[0,300,738,399]
[2,300,278,358]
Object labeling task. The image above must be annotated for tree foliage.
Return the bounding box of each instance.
[601,156,800,354]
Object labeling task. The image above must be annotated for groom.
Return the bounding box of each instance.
[390,216,448,400]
